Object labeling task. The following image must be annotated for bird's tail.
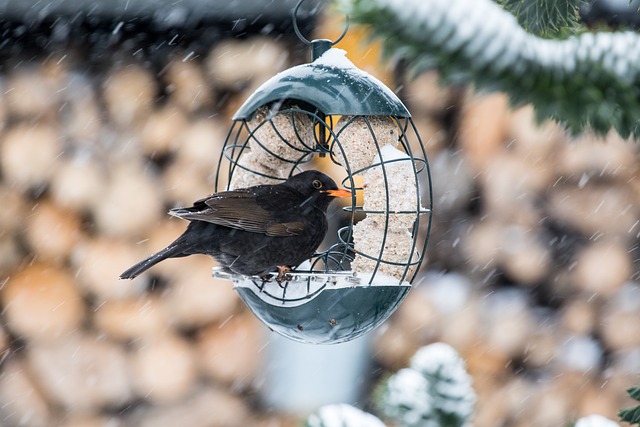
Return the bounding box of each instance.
[119,242,186,279]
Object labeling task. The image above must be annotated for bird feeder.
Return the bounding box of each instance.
[213,3,432,344]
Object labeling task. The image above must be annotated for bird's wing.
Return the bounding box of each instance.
[169,189,304,237]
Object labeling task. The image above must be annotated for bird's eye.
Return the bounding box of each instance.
[312,179,323,189]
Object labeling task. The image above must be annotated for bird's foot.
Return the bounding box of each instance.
[275,266,293,284]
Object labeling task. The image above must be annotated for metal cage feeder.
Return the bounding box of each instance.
[212,14,433,344]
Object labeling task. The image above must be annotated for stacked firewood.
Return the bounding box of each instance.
[374,72,640,427]
[0,36,299,427]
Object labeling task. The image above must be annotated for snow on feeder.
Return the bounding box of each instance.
[213,3,433,344]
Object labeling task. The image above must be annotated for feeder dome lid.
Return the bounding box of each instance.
[233,48,411,120]
[218,269,411,344]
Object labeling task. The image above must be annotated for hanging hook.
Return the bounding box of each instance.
[332,15,350,46]
[292,0,312,46]
[292,0,350,47]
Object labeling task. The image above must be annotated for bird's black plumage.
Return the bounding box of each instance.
[119,171,350,280]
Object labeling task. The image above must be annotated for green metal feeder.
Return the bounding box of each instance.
[213,3,432,344]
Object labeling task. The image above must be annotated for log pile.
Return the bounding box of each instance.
[0,36,291,427]
[376,77,640,426]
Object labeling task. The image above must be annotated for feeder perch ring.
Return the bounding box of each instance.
[214,268,412,344]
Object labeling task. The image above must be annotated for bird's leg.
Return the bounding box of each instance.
[259,274,272,283]
[275,265,293,284]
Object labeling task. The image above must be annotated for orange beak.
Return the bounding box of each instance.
[324,188,352,198]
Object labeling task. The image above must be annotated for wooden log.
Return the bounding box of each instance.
[436,310,481,355]
[26,332,133,411]
[24,199,84,264]
[480,289,534,360]
[480,151,554,220]
[462,342,510,378]
[73,237,148,301]
[599,284,640,350]
[514,376,581,427]
[5,65,60,119]
[547,183,638,238]
[176,114,229,170]
[371,324,418,370]
[570,240,631,296]
[472,379,511,427]
[163,158,215,206]
[130,387,250,427]
[457,92,510,172]
[161,256,239,329]
[50,155,106,213]
[403,70,453,118]
[1,263,85,341]
[576,382,622,421]
[507,105,564,163]
[175,118,227,172]
[500,378,540,426]
[93,160,164,238]
[561,297,598,336]
[139,104,189,157]
[93,295,169,341]
[129,333,197,404]
[206,37,289,89]
[390,289,438,342]
[165,59,213,113]
[102,65,157,127]
[196,312,265,388]
[462,219,503,271]
[499,224,551,285]
[0,184,28,235]
[1,123,62,191]
[411,116,447,155]
[557,131,638,181]
[0,358,53,427]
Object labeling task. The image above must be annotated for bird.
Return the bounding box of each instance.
[119,170,351,282]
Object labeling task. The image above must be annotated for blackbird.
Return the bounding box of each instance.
[119,170,351,281]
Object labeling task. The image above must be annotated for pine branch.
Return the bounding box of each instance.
[620,406,640,425]
[374,343,475,427]
[339,0,640,138]
[497,0,585,37]
[620,386,640,426]
[628,386,640,401]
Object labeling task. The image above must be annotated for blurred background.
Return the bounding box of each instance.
[0,0,639,426]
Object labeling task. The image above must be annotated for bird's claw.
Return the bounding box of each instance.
[275,266,293,284]
[258,266,292,283]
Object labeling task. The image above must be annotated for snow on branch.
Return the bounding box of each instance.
[306,404,386,427]
[339,0,640,138]
[376,342,475,427]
